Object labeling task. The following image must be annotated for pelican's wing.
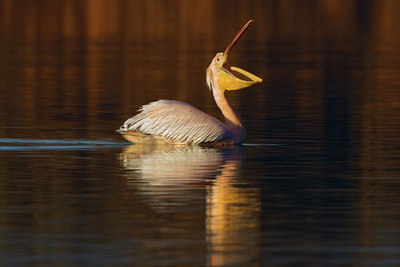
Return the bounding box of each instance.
[119,100,231,144]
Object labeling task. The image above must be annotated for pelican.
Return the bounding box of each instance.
[118,20,262,146]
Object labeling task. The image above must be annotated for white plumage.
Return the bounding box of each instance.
[117,20,262,145]
[118,100,232,144]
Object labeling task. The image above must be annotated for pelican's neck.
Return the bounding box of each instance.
[211,79,243,129]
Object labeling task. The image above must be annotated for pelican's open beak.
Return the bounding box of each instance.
[218,20,263,91]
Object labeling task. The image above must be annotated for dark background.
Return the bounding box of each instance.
[0,1,399,265]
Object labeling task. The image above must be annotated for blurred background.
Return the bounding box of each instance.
[1,0,399,142]
[0,0,400,266]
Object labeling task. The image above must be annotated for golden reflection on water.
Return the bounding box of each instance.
[206,153,260,266]
[119,144,260,266]
[1,0,400,264]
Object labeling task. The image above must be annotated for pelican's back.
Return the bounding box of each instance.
[118,100,232,144]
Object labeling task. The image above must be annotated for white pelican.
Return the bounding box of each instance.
[118,20,262,146]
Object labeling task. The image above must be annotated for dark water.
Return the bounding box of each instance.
[1,1,400,266]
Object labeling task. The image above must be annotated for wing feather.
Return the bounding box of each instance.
[119,100,231,144]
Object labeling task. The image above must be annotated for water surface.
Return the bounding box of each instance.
[1,1,400,266]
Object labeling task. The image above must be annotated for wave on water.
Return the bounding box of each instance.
[0,138,130,151]
[0,138,284,151]
[242,143,282,147]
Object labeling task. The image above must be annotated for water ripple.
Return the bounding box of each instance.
[0,138,130,151]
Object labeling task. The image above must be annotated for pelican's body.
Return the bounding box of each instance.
[119,99,239,145]
[118,21,262,146]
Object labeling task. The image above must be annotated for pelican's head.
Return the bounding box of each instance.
[207,20,262,92]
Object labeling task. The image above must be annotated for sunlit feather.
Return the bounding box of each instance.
[117,20,261,146]
[119,100,231,144]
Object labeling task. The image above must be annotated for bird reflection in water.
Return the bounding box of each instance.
[119,145,260,265]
